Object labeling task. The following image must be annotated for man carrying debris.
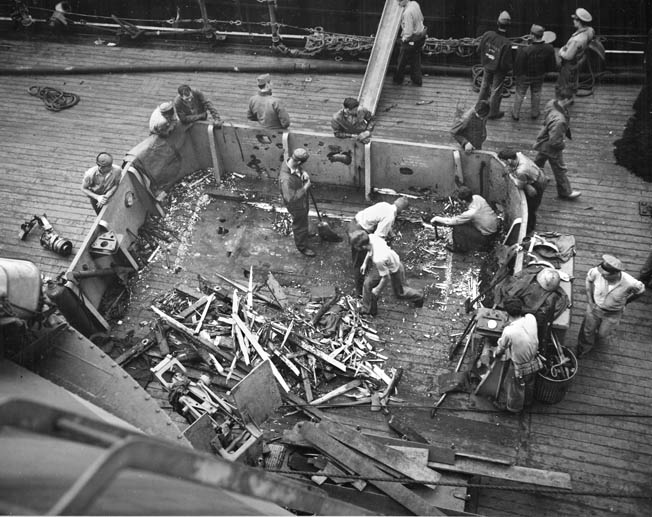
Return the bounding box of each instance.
[331,97,374,144]
[451,100,490,153]
[247,73,291,130]
[577,254,645,357]
[80,152,121,214]
[174,84,222,127]
[149,101,179,137]
[493,297,543,412]
[279,148,314,257]
[353,232,424,315]
[498,148,547,234]
[347,197,409,295]
[430,186,498,252]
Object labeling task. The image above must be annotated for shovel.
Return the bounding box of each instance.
[309,190,342,242]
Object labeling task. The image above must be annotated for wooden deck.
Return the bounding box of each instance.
[1,36,651,516]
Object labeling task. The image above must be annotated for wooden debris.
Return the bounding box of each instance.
[266,272,288,309]
[115,333,156,366]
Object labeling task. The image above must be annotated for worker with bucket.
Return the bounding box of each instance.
[492,297,543,412]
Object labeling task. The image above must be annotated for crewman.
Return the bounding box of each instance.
[347,197,409,294]
[533,87,581,200]
[173,84,222,127]
[149,101,178,137]
[477,11,513,119]
[557,8,595,99]
[451,100,490,153]
[430,186,499,252]
[331,97,374,144]
[353,232,424,316]
[577,254,645,357]
[81,152,121,214]
[493,297,543,412]
[498,148,547,234]
[279,148,314,257]
[247,73,291,130]
[511,24,556,120]
[393,0,427,87]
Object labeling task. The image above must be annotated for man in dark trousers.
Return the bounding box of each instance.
[533,87,581,200]
[578,254,645,357]
[493,297,543,413]
[393,0,427,87]
[430,186,499,252]
[279,148,314,257]
[477,11,513,120]
[347,197,409,294]
[511,25,556,120]
[353,232,424,316]
[451,100,490,153]
[498,148,547,234]
[557,8,595,99]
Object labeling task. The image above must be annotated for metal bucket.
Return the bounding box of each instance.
[535,347,578,404]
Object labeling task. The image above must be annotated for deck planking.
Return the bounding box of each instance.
[0,37,651,516]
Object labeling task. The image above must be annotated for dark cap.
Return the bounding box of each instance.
[599,254,623,273]
[502,296,523,316]
[530,24,545,39]
[178,84,191,95]
[474,100,490,117]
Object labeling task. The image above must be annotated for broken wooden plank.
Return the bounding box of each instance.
[309,379,362,406]
[317,420,442,489]
[150,306,236,365]
[231,312,290,392]
[194,293,215,334]
[115,334,156,366]
[154,322,170,355]
[426,458,572,490]
[266,272,288,309]
[296,421,447,516]
[212,272,281,308]
[269,322,347,372]
[177,294,210,319]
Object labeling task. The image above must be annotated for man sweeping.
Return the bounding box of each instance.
[279,148,314,257]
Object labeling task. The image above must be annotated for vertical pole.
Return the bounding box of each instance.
[266,0,281,45]
[364,141,372,201]
[207,124,221,184]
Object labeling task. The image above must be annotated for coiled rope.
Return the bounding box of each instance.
[28,86,80,112]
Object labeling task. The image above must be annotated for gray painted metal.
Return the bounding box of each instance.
[357,0,402,115]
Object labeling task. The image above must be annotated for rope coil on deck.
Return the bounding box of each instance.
[28,86,80,111]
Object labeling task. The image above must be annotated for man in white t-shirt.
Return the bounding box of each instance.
[353,232,423,315]
[347,197,409,294]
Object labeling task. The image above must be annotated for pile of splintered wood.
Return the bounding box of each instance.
[149,271,398,410]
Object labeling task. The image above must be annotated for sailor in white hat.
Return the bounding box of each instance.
[557,7,595,96]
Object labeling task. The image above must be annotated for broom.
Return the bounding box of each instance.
[308,190,342,242]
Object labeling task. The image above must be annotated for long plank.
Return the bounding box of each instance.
[426,458,572,490]
[296,422,447,516]
[317,420,442,489]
